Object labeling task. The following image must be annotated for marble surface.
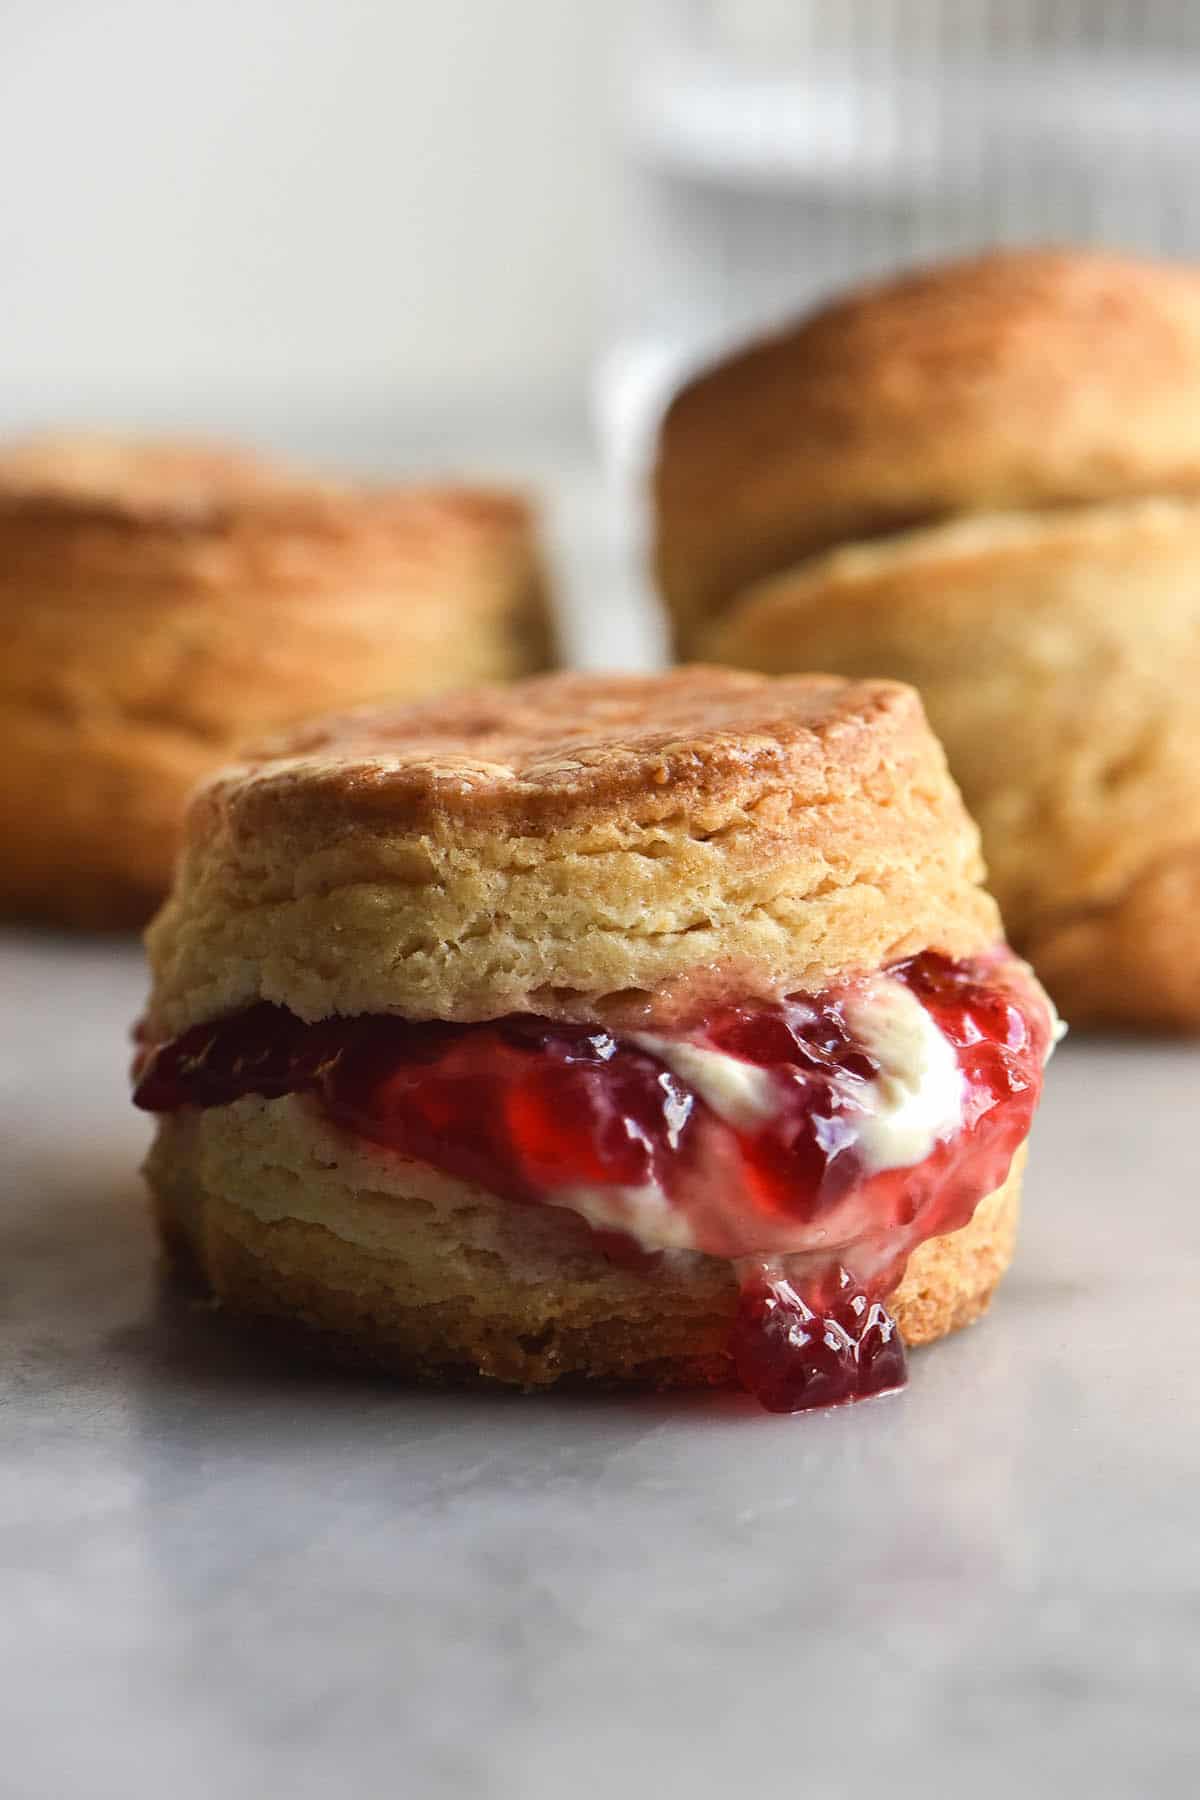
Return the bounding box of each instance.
[2,930,1199,1799]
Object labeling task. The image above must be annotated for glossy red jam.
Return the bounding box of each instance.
[134,951,1052,1414]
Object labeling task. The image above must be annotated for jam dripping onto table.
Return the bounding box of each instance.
[134,952,1051,1414]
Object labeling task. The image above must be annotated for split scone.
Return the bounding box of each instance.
[655,249,1200,1028]
[134,669,1056,1413]
[0,433,552,929]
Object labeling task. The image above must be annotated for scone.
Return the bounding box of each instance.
[654,249,1200,1028]
[0,433,552,929]
[133,669,1056,1413]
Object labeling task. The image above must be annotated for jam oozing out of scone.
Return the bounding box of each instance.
[134,949,1056,1414]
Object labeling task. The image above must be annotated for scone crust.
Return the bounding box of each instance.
[143,668,1000,1034]
[0,436,552,928]
[703,500,1200,1026]
[656,247,1200,648]
[145,1097,1024,1391]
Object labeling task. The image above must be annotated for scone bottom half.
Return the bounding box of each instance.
[135,669,1058,1414]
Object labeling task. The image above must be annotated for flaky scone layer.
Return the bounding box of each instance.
[656,248,1200,651]
[143,669,999,1035]
[145,1095,1023,1390]
[0,436,551,927]
[704,500,1200,1028]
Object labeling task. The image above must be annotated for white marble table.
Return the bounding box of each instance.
[2,927,1198,1799]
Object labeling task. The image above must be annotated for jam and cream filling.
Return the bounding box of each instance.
[134,950,1056,1414]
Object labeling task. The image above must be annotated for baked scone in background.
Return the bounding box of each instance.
[135,669,1053,1405]
[654,249,1200,1029]
[0,434,553,930]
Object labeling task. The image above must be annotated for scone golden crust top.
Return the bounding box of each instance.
[203,665,960,828]
[0,429,537,592]
[656,248,1200,645]
[145,668,999,1035]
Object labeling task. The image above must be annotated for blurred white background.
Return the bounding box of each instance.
[5,0,1200,481]
[0,0,624,461]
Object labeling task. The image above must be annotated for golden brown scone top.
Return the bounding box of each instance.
[207,666,925,835]
[147,668,1000,1033]
[0,429,534,551]
[0,432,302,526]
[656,247,1200,644]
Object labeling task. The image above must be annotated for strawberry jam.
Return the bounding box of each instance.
[133,951,1054,1414]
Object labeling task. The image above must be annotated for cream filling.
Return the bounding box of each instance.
[629,1033,779,1129]
[639,973,967,1177]
[840,976,965,1173]
[553,1180,700,1252]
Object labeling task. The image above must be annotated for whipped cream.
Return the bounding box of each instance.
[630,1035,779,1130]
[635,975,963,1174]
[553,1179,699,1251]
[840,976,965,1173]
